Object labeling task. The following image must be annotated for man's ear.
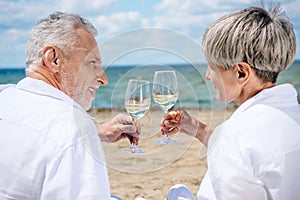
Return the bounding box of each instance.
[236,62,252,85]
[41,46,62,73]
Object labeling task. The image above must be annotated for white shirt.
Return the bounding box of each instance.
[0,77,111,199]
[198,84,300,200]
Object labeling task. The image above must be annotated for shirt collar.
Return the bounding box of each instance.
[0,84,14,92]
[231,84,298,119]
[16,77,86,113]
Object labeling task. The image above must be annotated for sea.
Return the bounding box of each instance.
[1,62,299,110]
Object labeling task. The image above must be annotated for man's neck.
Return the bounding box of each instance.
[28,65,61,90]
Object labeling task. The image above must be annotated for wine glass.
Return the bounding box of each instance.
[123,79,151,153]
[152,70,179,144]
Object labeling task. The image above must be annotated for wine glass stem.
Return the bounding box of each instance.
[131,118,138,145]
[163,109,168,115]
[163,109,170,137]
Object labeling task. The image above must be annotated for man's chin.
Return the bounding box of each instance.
[84,101,93,111]
[75,99,93,111]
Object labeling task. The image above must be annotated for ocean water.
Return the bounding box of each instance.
[1,62,299,109]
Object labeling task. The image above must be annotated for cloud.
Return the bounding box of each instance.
[99,28,204,66]
[0,0,119,67]
[58,0,117,15]
[151,0,300,61]
[91,11,148,38]
[152,0,300,31]
[0,0,117,29]
[153,0,253,35]
[90,0,300,65]
[0,1,49,29]
[0,0,300,67]
[283,0,300,29]
[0,28,28,67]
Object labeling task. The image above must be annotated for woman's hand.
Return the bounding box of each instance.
[160,109,211,147]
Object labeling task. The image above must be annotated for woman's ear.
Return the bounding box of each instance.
[41,46,62,73]
[236,62,252,85]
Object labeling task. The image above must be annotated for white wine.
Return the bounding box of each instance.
[152,93,178,111]
[125,101,150,121]
[123,79,150,153]
[152,71,178,144]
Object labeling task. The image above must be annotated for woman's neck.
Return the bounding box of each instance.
[236,80,275,105]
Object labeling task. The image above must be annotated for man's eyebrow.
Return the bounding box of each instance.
[94,57,102,65]
[88,52,101,62]
[95,57,101,62]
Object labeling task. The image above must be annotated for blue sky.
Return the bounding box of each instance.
[0,0,299,68]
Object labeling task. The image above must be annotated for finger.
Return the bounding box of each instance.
[126,134,139,145]
[164,120,180,129]
[160,119,166,127]
[124,131,139,138]
[161,111,181,127]
[116,113,134,125]
[126,134,134,144]
[120,124,137,133]
[136,126,141,136]
[133,136,139,145]
[121,133,127,139]
[161,127,171,135]
[160,116,172,127]
[161,126,179,135]
[167,127,179,135]
[165,111,178,120]
[175,113,181,121]
[161,118,180,127]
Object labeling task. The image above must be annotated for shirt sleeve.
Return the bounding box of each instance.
[205,123,269,200]
[208,153,268,200]
[40,139,111,200]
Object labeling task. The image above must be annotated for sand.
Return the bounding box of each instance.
[91,107,235,200]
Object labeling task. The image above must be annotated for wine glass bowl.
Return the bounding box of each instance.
[152,70,179,144]
[125,97,150,122]
[152,91,179,114]
[123,79,151,153]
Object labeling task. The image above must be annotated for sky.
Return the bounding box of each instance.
[0,0,300,68]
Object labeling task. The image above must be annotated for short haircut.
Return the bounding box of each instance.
[202,4,296,83]
[26,12,97,74]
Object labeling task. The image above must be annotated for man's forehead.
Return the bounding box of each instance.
[74,27,99,52]
[86,48,101,60]
[73,46,101,58]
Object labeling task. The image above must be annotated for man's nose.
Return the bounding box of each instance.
[97,67,108,86]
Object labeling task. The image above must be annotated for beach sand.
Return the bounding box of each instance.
[91,107,235,200]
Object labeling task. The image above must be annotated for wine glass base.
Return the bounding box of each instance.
[122,146,144,153]
[155,137,176,144]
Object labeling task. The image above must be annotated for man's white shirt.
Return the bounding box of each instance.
[0,77,110,199]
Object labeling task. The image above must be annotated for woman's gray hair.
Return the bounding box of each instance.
[202,4,296,82]
[25,12,97,74]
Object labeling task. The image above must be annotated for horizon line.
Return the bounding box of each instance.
[1,60,300,69]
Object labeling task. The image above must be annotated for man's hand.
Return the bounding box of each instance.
[97,113,141,144]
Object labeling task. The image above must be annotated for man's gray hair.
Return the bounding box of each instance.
[202,4,296,77]
[25,12,97,74]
